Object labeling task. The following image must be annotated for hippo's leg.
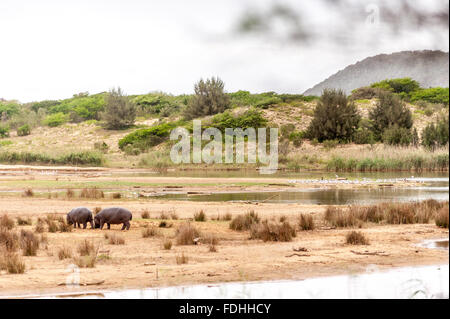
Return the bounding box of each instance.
[107,223,111,230]
[83,222,87,229]
[100,221,105,230]
[122,221,130,230]
[77,222,81,228]
[90,221,94,229]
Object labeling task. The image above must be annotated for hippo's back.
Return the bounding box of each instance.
[98,207,132,222]
[69,207,92,218]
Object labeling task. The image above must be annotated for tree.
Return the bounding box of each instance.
[306,89,360,142]
[422,116,449,150]
[101,88,136,130]
[369,91,413,141]
[183,77,230,119]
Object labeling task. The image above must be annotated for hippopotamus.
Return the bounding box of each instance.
[94,207,132,230]
[67,207,94,229]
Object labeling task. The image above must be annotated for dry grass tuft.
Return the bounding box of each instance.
[250,221,296,242]
[299,214,315,230]
[108,233,125,245]
[66,189,75,198]
[163,239,172,250]
[141,210,150,219]
[229,210,260,231]
[0,228,19,252]
[435,203,449,228]
[23,188,34,197]
[142,226,159,238]
[324,206,360,228]
[77,239,95,256]
[58,246,73,260]
[176,253,188,265]
[20,230,40,256]
[1,214,15,230]
[80,188,104,199]
[194,210,207,222]
[345,231,370,245]
[0,248,26,274]
[16,217,32,226]
[112,192,122,199]
[176,222,201,245]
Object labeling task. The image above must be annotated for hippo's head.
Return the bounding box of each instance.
[94,215,101,228]
[66,214,73,225]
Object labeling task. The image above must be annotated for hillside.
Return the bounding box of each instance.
[304,50,449,96]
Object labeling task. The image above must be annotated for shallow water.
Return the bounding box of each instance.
[20,264,448,299]
[157,176,449,205]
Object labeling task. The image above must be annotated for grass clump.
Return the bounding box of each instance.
[229,210,260,231]
[194,210,207,222]
[23,188,34,197]
[0,228,19,252]
[299,214,315,230]
[163,239,172,250]
[250,221,296,242]
[345,231,370,245]
[0,249,26,274]
[176,222,201,245]
[324,207,360,228]
[77,239,95,256]
[58,246,73,260]
[19,230,40,256]
[141,210,150,219]
[1,214,15,230]
[16,216,32,226]
[107,234,125,245]
[142,226,159,238]
[80,188,104,199]
[435,204,449,228]
[176,253,189,265]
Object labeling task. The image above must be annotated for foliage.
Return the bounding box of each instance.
[101,88,136,129]
[371,78,420,95]
[421,116,449,150]
[43,112,69,127]
[410,87,449,105]
[306,89,360,142]
[350,86,387,100]
[132,92,187,117]
[382,125,412,146]
[118,121,182,151]
[369,91,413,141]
[17,124,31,136]
[183,77,230,119]
[0,151,104,166]
[209,108,267,133]
[0,125,9,138]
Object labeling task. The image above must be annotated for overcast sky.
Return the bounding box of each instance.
[0,0,448,103]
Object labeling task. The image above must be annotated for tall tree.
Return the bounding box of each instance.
[101,88,136,130]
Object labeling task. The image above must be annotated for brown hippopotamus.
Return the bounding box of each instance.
[94,207,132,230]
[67,207,94,229]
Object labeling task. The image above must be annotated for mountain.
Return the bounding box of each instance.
[303,50,449,96]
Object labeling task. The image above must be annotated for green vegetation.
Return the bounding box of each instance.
[101,88,136,129]
[0,150,104,166]
[16,124,31,136]
[410,87,449,105]
[422,116,449,150]
[371,77,420,95]
[209,108,267,132]
[0,125,9,138]
[307,89,360,142]
[183,77,230,119]
[43,112,69,127]
[369,91,413,141]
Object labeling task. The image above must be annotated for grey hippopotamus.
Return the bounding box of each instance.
[94,207,132,230]
[67,207,94,229]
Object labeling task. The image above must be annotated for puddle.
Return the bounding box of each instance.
[7,264,448,299]
[418,239,449,250]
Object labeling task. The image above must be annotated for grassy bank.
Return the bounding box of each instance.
[0,151,104,166]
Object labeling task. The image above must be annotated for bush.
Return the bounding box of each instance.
[250,221,296,242]
[369,91,413,140]
[353,128,375,145]
[43,112,69,127]
[209,108,267,133]
[382,125,413,146]
[19,230,40,256]
[118,121,180,151]
[371,78,420,95]
[422,117,449,150]
[0,125,10,138]
[175,222,200,245]
[16,124,31,136]
[93,141,109,153]
[306,89,360,142]
[411,87,449,105]
[0,252,26,274]
[142,226,159,238]
[0,228,19,252]
[141,210,150,219]
[77,239,96,256]
[16,217,32,226]
[176,253,189,265]
[194,210,207,222]
[80,188,104,199]
[58,246,73,260]
[1,214,15,230]
[101,88,136,129]
[163,239,172,250]
[350,86,387,100]
[299,214,315,230]
[289,131,304,147]
[435,205,449,228]
[229,211,260,231]
[184,77,230,119]
[107,234,125,245]
[345,231,369,245]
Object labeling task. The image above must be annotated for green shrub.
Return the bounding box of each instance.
[422,117,449,150]
[118,121,182,151]
[369,91,413,141]
[382,125,412,146]
[183,77,230,119]
[209,108,267,133]
[350,86,387,100]
[371,78,420,95]
[289,131,304,147]
[101,88,136,129]
[17,124,31,136]
[0,151,103,166]
[411,87,449,105]
[43,112,68,127]
[0,125,9,138]
[353,128,375,144]
[307,89,360,142]
[322,139,339,149]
